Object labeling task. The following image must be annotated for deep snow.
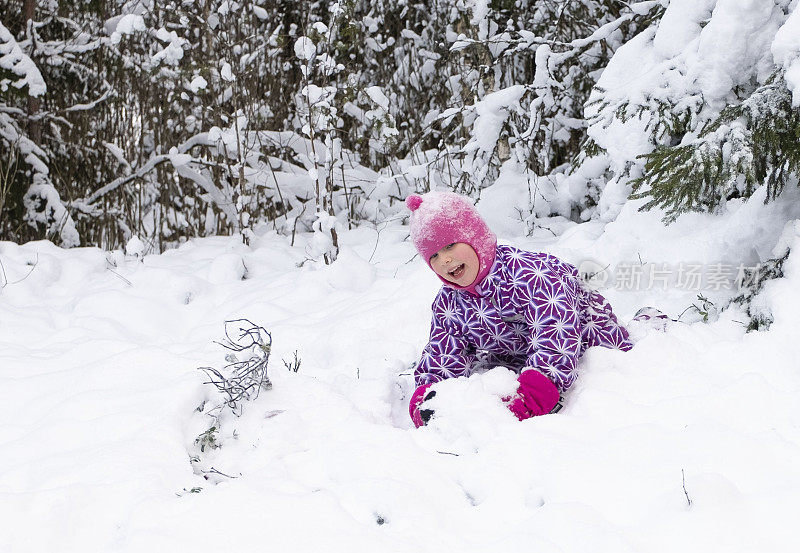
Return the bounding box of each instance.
[2,190,800,552]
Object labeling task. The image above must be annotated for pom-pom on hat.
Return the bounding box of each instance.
[406,191,497,294]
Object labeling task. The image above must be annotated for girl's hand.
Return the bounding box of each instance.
[504,369,560,421]
[409,384,436,428]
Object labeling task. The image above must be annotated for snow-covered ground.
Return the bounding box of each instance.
[3,192,800,552]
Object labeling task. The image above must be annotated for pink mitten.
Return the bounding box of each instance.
[505,369,560,421]
[409,384,436,428]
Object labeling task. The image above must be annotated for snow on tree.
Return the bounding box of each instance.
[574,0,800,224]
[1,13,79,247]
[6,0,797,261]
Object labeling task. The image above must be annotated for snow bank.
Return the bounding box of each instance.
[2,209,800,552]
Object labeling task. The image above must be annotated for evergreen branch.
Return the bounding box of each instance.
[630,74,800,222]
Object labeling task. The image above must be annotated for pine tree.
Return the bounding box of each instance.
[572,0,800,225]
[630,74,800,222]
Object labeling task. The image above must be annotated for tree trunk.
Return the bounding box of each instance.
[4,0,42,241]
[24,0,41,145]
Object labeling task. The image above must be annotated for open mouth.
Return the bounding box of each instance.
[448,263,465,280]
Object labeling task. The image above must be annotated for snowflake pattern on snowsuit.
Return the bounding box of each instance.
[414,245,633,390]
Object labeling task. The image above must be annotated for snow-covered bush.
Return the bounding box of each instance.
[573,0,800,224]
[7,0,799,262]
[192,318,275,483]
[0,16,79,247]
[198,319,274,418]
[631,75,800,222]
[1,0,656,250]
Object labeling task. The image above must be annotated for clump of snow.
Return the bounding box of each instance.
[324,247,376,291]
[420,367,520,448]
[365,86,390,111]
[207,252,246,284]
[108,13,146,45]
[0,21,46,97]
[102,141,129,168]
[23,179,80,247]
[151,28,188,66]
[220,61,235,82]
[167,146,192,168]
[405,163,428,179]
[691,0,783,105]
[125,235,145,257]
[478,162,545,236]
[462,85,526,157]
[294,36,316,61]
[586,27,663,161]
[252,5,268,20]
[188,75,208,93]
[651,0,714,58]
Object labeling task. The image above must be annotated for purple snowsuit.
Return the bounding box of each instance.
[414,244,633,391]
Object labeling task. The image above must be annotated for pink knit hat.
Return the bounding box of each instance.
[406,191,497,295]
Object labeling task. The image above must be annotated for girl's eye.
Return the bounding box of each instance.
[430,253,438,260]
[445,243,455,249]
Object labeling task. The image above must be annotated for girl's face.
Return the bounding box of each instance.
[429,242,479,287]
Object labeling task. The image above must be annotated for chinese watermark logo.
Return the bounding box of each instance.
[577,260,764,292]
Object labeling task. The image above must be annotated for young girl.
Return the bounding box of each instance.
[406,191,636,427]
